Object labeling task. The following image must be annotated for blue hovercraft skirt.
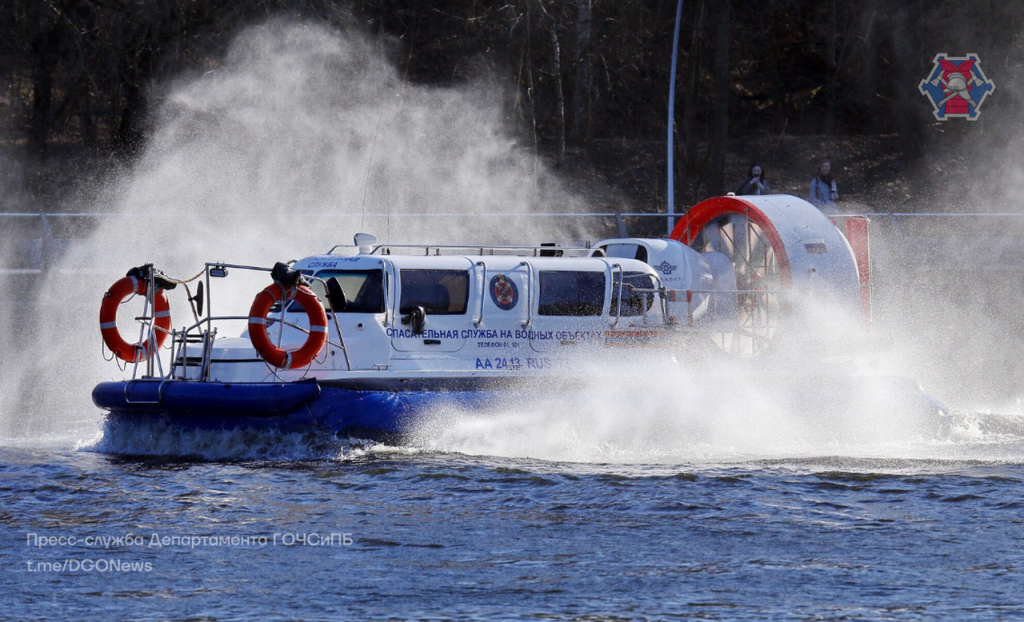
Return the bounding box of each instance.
[92,379,496,440]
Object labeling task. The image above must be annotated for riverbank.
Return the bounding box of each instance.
[0,132,990,218]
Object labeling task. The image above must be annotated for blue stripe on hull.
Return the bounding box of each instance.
[93,380,495,439]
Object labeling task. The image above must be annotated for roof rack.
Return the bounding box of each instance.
[325,242,596,257]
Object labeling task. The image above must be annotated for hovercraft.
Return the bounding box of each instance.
[92,195,948,441]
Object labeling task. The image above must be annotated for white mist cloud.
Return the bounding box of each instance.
[409,353,957,465]
[0,20,601,440]
[102,19,594,264]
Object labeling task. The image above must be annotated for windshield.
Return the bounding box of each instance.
[285,269,385,313]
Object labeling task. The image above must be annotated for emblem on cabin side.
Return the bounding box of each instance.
[489,274,518,310]
[919,53,995,120]
[656,260,677,275]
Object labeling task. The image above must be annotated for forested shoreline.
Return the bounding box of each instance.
[2,1,1022,211]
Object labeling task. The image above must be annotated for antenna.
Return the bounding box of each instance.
[667,0,684,235]
[361,109,385,232]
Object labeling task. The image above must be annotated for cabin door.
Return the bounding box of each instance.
[390,267,472,353]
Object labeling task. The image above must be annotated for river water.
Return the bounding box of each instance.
[3,216,1024,619]
[3,405,1024,621]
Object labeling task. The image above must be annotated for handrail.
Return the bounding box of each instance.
[381,258,393,327]
[200,328,217,381]
[371,243,593,257]
[203,262,274,272]
[609,263,623,328]
[130,269,156,379]
[474,261,486,327]
[519,260,534,328]
[650,287,836,295]
[591,257,622,327]
[122,379,171,404]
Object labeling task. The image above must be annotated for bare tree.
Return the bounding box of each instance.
[683,0,706,202]
[824,0,837,134]
[708,0,729,196]
[537,0,564,166]
[571,0,591,142]
[25,0,61,159]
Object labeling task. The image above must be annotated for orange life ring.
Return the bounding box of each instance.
[99,276,172,363]
[248,284,328,369]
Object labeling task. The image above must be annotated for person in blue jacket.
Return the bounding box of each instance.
[809,160,839,213]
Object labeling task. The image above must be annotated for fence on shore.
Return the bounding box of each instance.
[3,210,1024,275]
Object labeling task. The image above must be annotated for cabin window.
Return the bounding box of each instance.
[538,271,606,316]
[601,243,648,263]
[611,272,656,317]
[399,269,469,315]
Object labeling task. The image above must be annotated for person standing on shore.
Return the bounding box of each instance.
[808,161,839,213]
[737,164,770,195]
